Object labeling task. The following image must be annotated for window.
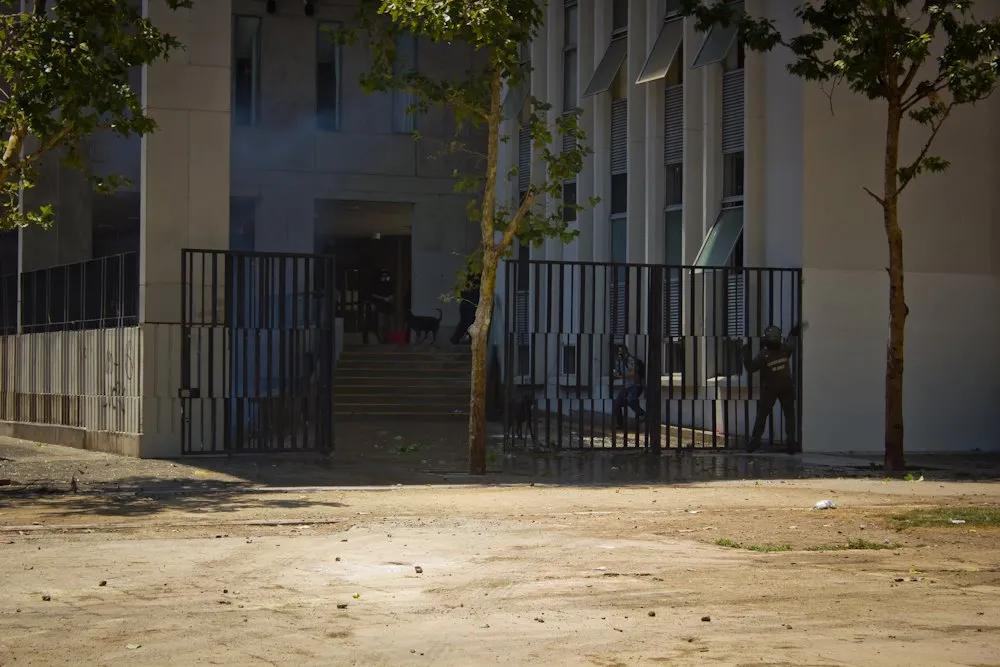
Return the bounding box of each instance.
[612,0,628,35]
[610,217,627,263]
[611,173,627,215]
[723,151,744,200]
[562,182,577,223]
[665,209,683,266]
[665,44,684,86]
[665,164,682,208]
[723,38,746,72]
[232,16,261,126]
[317,21,341,131]
[665,0,682,17]
[610,58,629,100]
[516,236,530,289]
[561,344,578,375]
[393,32,417,133]
[563,2,578,111]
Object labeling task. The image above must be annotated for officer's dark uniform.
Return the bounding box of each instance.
[450,273,480,344]
[743,324,801,453]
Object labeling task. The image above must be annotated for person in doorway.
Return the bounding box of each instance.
[450,271,481,344]
[367,268,394,342]
[742,322,806,454]
[612,343,646,428]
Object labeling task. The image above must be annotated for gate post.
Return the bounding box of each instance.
[646,265,664,455]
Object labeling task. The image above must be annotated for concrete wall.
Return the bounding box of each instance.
[500,0,1000,454]
[771,1,1000,453]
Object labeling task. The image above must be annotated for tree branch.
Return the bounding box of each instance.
[900,76,948,112]
[899,11,939,97]
[897,101,954,195]
[498,193,533,253]
[863,186,885,206]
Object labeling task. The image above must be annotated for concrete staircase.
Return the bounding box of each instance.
[334,345,471,419]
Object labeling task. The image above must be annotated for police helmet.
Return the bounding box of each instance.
[762,325,782,345]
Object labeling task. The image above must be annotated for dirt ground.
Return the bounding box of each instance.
[2,437,999,667]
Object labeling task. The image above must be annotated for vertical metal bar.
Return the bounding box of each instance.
[180,250,190,453]
[277,255,287,450]
[647,264,663,455]
[576,264,585,448]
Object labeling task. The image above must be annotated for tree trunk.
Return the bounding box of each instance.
[467,250,498,475]
[883,101,907,472]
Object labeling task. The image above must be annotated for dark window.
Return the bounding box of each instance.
[665,163,682,207]
[611,173,627,215]
[612,0,628,33]
[562,182,577,223]
[232,16,261,126]
[317,22,341,131]
[723,151,744,199]
[516,240,530,289]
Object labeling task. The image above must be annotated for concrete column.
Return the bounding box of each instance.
[591,0,611,263]
[644,1,667,264]
[544,0,563,262]
[625,0,647,266]
[743,0,764,267]
[743,0,766,337]
[682,16,707,385]
[682,18,707,264]
[139,0,231,457]
[575,0,596,263]
[590,0,612,387]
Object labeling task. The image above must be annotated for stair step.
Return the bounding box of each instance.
[335,411,468,420]
[338,361,471,370]
[334,393,467,405]
[334,405,468,416]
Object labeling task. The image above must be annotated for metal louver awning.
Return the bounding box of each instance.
[691,0,744,68]
[694,207,743,268]
[636,18,683,84]
[582,37,628,98]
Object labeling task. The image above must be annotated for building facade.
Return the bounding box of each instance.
[495,0,1000,454]
[0,0,484,456]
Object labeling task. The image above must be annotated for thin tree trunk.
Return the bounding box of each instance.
[468,251,498,475]
[467,71,503,476]
[883,100,906,472]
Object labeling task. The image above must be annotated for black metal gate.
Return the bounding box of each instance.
[180,249,336,454]
[502,260,802,453]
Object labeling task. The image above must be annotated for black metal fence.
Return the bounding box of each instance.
[0,253,141,433]
[501,260,802,453]
[0,253,138,334]
[179,249,337,454]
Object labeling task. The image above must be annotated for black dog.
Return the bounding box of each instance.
[406,308,443,344]
[506,390,536,444]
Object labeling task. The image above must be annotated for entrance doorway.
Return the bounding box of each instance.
[314,199,414,344]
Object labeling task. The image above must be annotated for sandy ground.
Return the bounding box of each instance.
[2,460,999,667]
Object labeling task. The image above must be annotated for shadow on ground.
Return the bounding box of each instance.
[1,420,998,520]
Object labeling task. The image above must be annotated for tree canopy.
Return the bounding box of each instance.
[0,0,190,231]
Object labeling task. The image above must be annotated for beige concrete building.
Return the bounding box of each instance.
[494,0,1000,454]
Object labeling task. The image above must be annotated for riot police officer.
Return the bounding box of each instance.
[743,323,805,454]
